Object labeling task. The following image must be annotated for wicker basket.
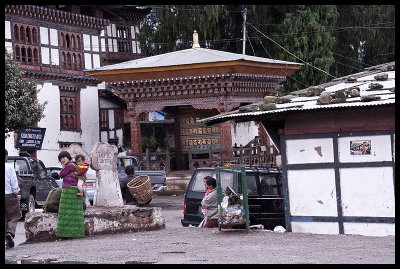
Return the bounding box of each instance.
[127,175,153,205]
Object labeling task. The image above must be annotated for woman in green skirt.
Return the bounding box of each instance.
[56,151,85,238]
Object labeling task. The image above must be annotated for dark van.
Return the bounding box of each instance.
[181,166,285,229]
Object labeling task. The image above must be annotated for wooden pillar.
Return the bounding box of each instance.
[219,121,232,160]
[127,109,142,156]
[173,111,184,170]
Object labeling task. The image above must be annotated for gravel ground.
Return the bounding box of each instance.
[5,194,395,264]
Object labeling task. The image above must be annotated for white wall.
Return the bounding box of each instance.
[116,129,123,146]
[108,110,115,129]
[338,135,392,163]
[35,83,61,166]
[41,47,50,64]
[49,28,58,46]
[93,54,100,68]
[50,49,59,66]
[284,133,395,236]
[291,222,339,235]
[340,167,394,217]
[288,169,337,217]
[100,37,106,52]
[79,85,100,154]
[83,34,91,51]
[343,223,395,237]
[231,121,258,146]
[5,20,11,39]
[286,138,334,164]
[108,38,113,52]
[5,41,12,53]
[84,53,92,69]
[91,35,99,52]
[6,83,102,168]
[40,27,48,45]
[100,131,108,143]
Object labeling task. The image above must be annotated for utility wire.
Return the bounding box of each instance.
[246,31,256,56]
[332,51,373,67]
[248,22,336,79]
[334,61,365,71]
[250,28,310,89]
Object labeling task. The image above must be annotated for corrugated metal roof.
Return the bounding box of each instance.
[200,62,395,124]
[87,47,300,72]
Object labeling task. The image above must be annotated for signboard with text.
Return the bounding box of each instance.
[16,128,46,150]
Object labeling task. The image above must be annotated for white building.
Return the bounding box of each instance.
[5,5,149,166]
[202,62,395,236]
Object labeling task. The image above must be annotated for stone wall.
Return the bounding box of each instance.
[24,206,165,243]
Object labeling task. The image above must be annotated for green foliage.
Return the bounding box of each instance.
[137,5,394,92]
[5,49,46,136]
[331,5,395,77]
[138,5,245,56]
[276,6,338,92]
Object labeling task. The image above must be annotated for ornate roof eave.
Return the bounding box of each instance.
[22,70,101,86]
[5,5,109,31]
[86,60,301,83]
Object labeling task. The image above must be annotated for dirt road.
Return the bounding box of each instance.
[5,194,395,264]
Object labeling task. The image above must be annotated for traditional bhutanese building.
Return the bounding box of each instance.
[5,5,150,166]
[86,31,302,170]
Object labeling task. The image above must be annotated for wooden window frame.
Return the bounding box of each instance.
[100,109,109,130]
[59,30,83,70]
[60,88,80,132]
[12,23,40,65]
[114,109,124,129]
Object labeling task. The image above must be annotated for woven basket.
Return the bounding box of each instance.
[127,175,153,205]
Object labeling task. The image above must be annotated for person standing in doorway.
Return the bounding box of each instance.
[5,149,22,249]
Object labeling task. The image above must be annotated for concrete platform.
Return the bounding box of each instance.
[24,205,165,243]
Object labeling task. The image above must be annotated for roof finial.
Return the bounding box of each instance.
[192,30,200,48]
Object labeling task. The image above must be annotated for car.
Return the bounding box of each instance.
[7,156,59,218]
[181,166,285,230]
[47,165,96,205]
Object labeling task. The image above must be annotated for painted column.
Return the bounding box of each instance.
[220,121,233,159]
[127,108,142,156]
[173,110,184,170]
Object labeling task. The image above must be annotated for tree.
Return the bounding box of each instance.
[276,5,338,93]
[5,48,46,136]
[137,5,393,93]
[331,5,395,77]
[138,5,246,56]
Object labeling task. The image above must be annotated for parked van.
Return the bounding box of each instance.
[181,166,285,229]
